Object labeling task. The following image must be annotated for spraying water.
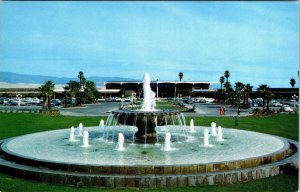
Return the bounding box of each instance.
[163,132,172,151]
[204,128,210,147]
[99,120,105,128]
[82,130,90,147]
[141,73,156,111]
[217,126,224,142]
[69,126,76,142]
[78,123,84,136]
[116,133,125,151]
[211,122,217,137]
[189,119,195,133]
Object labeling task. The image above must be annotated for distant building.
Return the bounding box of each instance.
[102,81,217,98]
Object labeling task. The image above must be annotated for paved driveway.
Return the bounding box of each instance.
[59,102,121,116]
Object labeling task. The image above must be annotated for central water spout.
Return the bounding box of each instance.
[141,73,156,111]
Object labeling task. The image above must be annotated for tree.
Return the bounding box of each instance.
[178,72,183,82]
[78,71,85,88]
[234,82,244,114]
[84,80,98,103]
[223,81,232,104]
[244,83,253,108]
[67,80,80,106]
[38,81,55,110]
[290,78,296,88]
[224,70,230,82]
[63,86,70,108]
[219,76,225,90]
[257,84,270,110]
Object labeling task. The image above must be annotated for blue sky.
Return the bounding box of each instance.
[1,2,299,88]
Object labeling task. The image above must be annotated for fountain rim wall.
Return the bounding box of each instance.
[0,128,291,175]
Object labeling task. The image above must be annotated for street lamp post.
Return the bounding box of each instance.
[291,94,298,108]
[16,93,22,106]
[156,79,158,98]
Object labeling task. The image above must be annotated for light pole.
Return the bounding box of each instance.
[16,93,22,106]
[291,94,298,108]
[156,79,158,98]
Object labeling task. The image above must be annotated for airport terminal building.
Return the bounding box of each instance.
[101,81,217,98]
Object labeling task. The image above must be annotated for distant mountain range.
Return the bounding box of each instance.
[0,72,137,86]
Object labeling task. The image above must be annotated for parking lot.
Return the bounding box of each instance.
[0,96,298,117]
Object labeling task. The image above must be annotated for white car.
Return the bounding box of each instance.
[280,105,293,112]
[31,98,40,105]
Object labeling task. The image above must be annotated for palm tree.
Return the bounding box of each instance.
[67,80,80,106]
[38,81,55,110]
[178,72,183,82]
[223,81,232,104]
[265,91,274,110]
[290,78,296,88]
[244,83,253,108]
[84,80,98,103]
[63,86,70,108]
[234,82,244,114]
[224,70,230,82]
[257,84,270,110]
[219,76,225,90]
[78,71,84,88]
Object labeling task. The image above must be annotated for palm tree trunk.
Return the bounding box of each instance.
[243,91,246,108]
[48,95,51,110]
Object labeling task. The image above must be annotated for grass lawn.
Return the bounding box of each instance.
[0,113,298,192]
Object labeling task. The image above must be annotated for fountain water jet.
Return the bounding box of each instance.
[141,73,156,111]
[69,126,76,142]
[116,133,125,151]
[189,119,195,133]
[163,132,174,151]
[99,120,105,128]
[82,131,90,147]
[78,123,84,136]
[217,126,224,142]
[211,122,217,136]
[204,128,210,147]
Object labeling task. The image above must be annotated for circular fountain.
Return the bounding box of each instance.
[0,73,298,188]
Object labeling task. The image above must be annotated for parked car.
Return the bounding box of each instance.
[5,98,25,106]
[0,97,9,105]
[51,99,62,106]
[21,97,33,106]
[270,102,282,107]
[31,97,40,105]
[97,98,106,102]
[279,105,293,112]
